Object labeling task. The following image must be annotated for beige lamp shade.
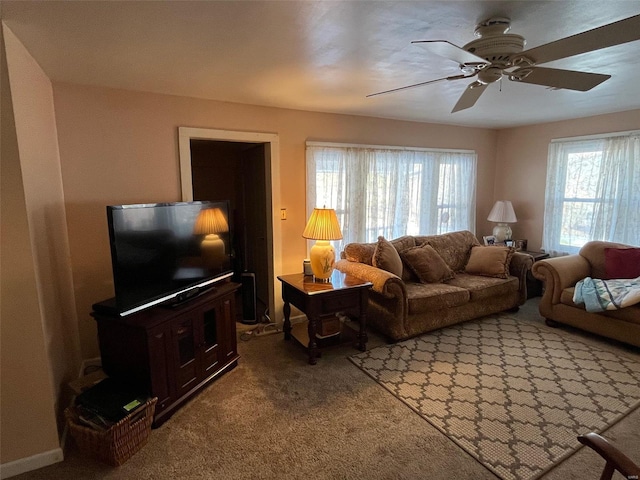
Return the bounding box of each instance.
[487,201,517,243]
[487,201,517,224]
[303,208,342,281]
[194,208,229,269]
[302,208,343,241]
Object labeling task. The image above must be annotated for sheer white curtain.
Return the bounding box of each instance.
[542,133,640,255]
[306,143,477,252]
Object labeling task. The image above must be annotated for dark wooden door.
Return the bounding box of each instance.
[241,144,270,313]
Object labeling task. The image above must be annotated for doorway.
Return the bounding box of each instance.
[178,127,282,325]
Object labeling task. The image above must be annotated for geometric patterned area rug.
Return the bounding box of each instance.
[350,314,640,480]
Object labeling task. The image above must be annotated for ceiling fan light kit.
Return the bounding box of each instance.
[369,14,640,113]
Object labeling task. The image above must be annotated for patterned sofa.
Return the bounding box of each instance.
[335,230,533,341]
[532,241,640,347]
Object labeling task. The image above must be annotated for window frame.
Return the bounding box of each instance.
[543,130,640,255]
[306,141,478,251]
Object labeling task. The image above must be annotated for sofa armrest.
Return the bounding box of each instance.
[335,259,406,298]
[510,252,534,279]
[532,255,590,305]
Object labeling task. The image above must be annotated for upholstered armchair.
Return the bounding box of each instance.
[532,241,640,347]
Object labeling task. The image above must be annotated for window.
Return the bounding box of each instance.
[542,132,640,255]
[306,142,477,251]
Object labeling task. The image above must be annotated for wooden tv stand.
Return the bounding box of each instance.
[92,281,240,427]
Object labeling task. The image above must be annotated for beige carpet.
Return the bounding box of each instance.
[350,314,640,480]
[11,299,640,480]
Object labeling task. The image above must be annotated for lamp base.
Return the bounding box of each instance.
[309,240,335,281]
[492,223,512,244]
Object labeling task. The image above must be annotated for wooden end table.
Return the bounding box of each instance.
[523,250,550,298]
[277,271,372,365]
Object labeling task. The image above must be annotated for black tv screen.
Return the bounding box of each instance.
[107,201,233,315]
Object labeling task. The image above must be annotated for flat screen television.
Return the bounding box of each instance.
[106,201,233,316]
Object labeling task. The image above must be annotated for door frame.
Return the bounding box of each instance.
[178,127,282,324]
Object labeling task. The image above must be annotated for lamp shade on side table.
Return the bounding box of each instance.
[487,200,517,243]
[302,208,343,281]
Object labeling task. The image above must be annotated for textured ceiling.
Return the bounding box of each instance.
[3,0,640,128]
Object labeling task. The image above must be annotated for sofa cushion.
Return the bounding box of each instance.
[605,247,640,279]
[561,287,640,323]
[372,236,403,277]
[343,242,376,265]
[447,273,519,301]
[400,244,455,283]
[390,235,417,253]
[405,282,469,313]
[415,230,479,272]
[465,246,514,279]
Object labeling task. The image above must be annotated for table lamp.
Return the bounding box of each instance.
[194,207,229,269]
[302,207,343,282]
[487,200,517,243]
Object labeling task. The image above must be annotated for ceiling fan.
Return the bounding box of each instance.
[368,14,640,113]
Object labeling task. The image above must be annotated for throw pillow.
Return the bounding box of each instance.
[605,247,640,279]
[372,236,404,277]
[400,244,455,284]
[465,246,514,279]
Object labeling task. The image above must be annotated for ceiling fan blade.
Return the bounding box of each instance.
[510,66,611,91]
[412,40,489,66]
[519,14,640,65]
[367,73,474,98]
[452,82,488,113]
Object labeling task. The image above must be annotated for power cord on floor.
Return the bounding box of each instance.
[239,308,281,341]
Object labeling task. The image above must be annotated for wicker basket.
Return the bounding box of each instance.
[65,397,157,466]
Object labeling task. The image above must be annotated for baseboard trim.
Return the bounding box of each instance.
[0,448,64,479]
[1,358,104,478]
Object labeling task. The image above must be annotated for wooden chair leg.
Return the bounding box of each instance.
[578,433,640,480]
[600,463,615,480]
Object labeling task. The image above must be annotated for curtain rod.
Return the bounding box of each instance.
[306,141,475,154]
[550,130,640,143]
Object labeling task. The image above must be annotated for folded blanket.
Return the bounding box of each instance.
[573,276,640,312]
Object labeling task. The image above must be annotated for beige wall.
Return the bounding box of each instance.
[495,109,640,251]
[1,26,63,468]
[51,82,500,359]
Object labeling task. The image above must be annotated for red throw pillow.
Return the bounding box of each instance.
[604,247,640,279]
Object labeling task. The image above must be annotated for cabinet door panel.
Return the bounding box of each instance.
[221,296,237,360]
[200,307,220,376]
[172,319,197,397]
[148,329,172,412]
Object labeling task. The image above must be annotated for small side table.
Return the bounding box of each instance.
[523,250,550,298]
[278,271,372,365]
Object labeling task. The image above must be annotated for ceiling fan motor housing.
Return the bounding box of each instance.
[463,34,526,66]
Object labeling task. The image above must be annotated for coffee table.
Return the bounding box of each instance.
[278,271,372,365]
